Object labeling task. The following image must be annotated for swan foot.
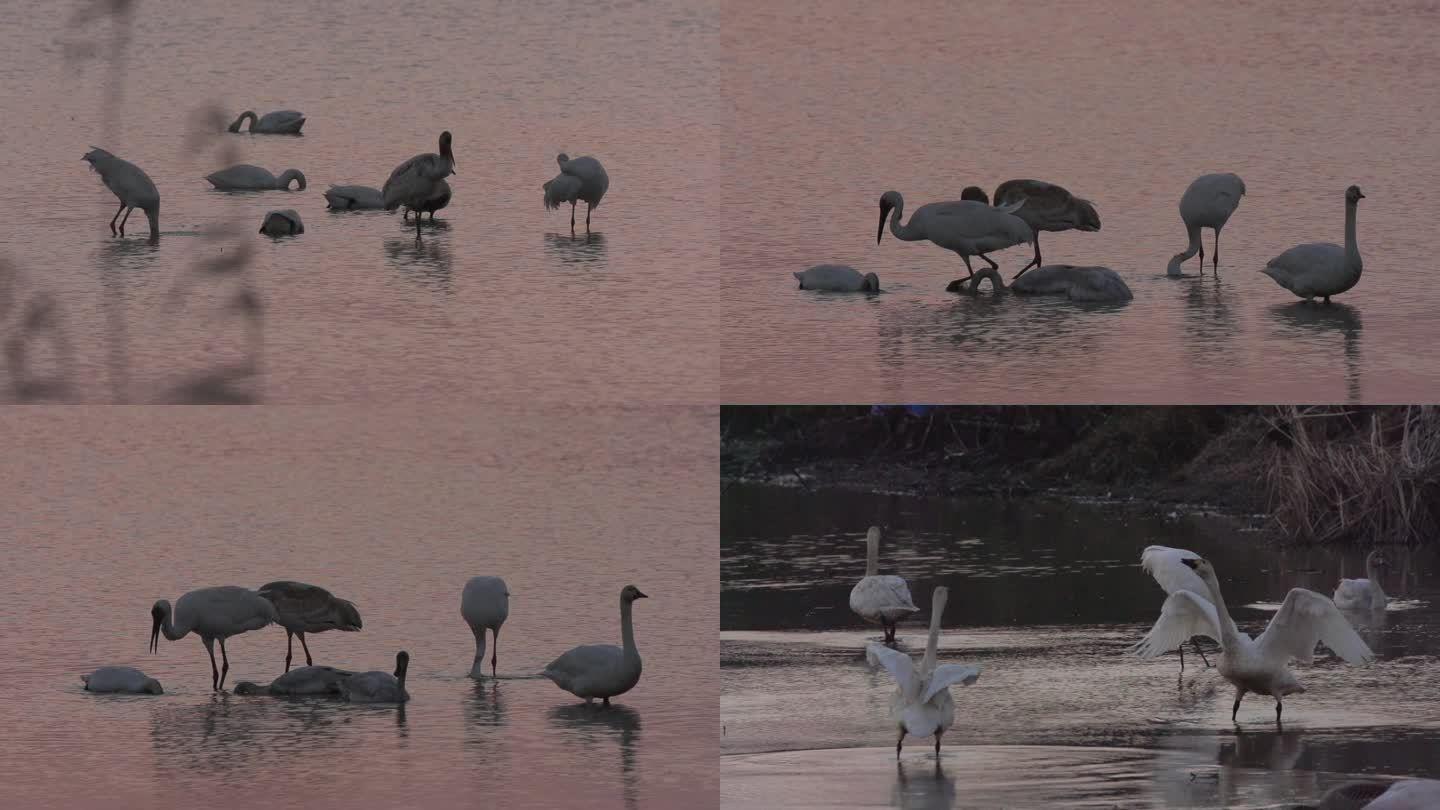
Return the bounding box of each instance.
[1195,640,1211,668]
[1232,687,1247,722]
[933,732,942,756]
[896,728,905,759]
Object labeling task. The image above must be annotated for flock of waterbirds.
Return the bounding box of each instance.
[82,578,648,709]
[83,108,609,241]
[796,174,1367,305]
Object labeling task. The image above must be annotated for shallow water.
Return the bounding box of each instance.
[720,484,1440,808]
[718,0,1440,404]
[0,0,717,403]
[0,406,718,809]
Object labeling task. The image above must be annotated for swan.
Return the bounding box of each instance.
[1262,185,1366,303]
[1139,545,1238,673]
[82,666,163,694]
[543,584,646,706]
[384,131,456,238]
[82,147,159,239]
[339,651,410,703]
[150,586,279,691]
[948,264,1133,302]
[228,110,305,135]
[990,179,1101,279]
[259,209,303,236]
[866,586,980,758]
[850,526,919,643]
[794,265,880,292]
[256,581,362,672]
[1333,549,1389,613]
[402,179,452,223]
[234,665,355,696]
[1131,556,1374,726]
[877,190,1032,288]
[461,575,509,679]
[1306,779,1440,809]
[324,185,385,210]
[206,164,306,191]
[543,153,609,234]
[1166,173,1246,276]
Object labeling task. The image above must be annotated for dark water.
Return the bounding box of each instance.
[720,484,1440,808]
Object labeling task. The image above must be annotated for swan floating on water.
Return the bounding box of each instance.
[543,584,646,706]
[325,185,385,210]
[1262,185,1365,304]
[259,209,304,236]
[462,575,510,679]
[206,164,307,191]
[82,666,163,694]
[948,264,1132,302]
[339,651,410,703]
[543,154,609,234]
[866,586,980,758]
[82,147,160,239]
[850,526,918,644]
[1333,549,1389,613]
[228,110,305,135]
[1167,173,1246,276]
[877,190,1031,288]
[794,265,880,292]
[234,665,355,696]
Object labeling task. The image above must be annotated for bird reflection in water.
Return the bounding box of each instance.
[1,276,74,402]
[543,232,608,269]
[892,757,956,810]
[384,237,453,291]
[1270,302,1363,402]
[464,680,508,752]
[549,703,641,810]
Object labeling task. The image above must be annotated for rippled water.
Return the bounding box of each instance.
[0,0,717,403]
[721,484,1440,808]
[0,406,718,809]
[719,0,1440,403]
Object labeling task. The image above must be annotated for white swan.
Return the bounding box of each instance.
[1334,549,1389,613]
[461,575,510,679]
[866,586,980,758]
[877,190,1032,288]
[794,265,880,292]
[324,185,385,210]
[82,147,160,239]
[206,164,306,191]
[1262,185,1365,303]
[1166,173,1246,276]
[990,179,1101,278]
[384,131,456,239]
[543,584,646,706]
[949,264,1133,302]
[339,651,410,703]
[1138,545,1238,674]
[82,666,163,694]
[228,110,305,135]
[234,665,355,696]
[543,153,609,234]
[850,526,919,643]
[1131,556,1374,726]
[259,209,303,236]
[1308,779,1440,810]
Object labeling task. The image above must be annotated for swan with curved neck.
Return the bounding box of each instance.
[849,526,918,643]
[947,264,1133,302]
[205,164,307,191]
[542,584,647,706]
[1261,185,1366,303]
[228,110,306,135]
[1333,549,1388,612]
[877,191,1031,288]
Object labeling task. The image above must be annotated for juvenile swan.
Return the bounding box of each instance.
[339,651,410,703]
[543,584,646,706]
[1333,549,1389,613]
[206,164,307,191]
[1131,556,1374,726]
[849,526,919,644]
[866,586,980,758]
[794,265,880,292]
[1262,185,1365,303]
[82,666,163,694]
[991,179,1102,279]
[949,264,1133,302]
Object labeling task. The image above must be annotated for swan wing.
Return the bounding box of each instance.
[1130,589,1223,659]
[1140,546,1208,595]
[866,643,919,698]
[920,663,980,704]
[1258,588,1374,666]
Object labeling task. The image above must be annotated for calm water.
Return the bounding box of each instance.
[721,484,1440,808]
[0,406,718,809]
[719,0,1440,404]
[0,0,717,403]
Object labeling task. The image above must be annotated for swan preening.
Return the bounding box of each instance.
[260,209,304,236]
[877,190,1032,288]
[206,164,307,191]
[339,651,411,703]
[384,130,456,238]
[228,109,305,135]
[1333,549,1389,612]
[1131,556,1374,726]
[462,576,510,679]
[1167,173,1246,276]
[1138,545,1236,673]
[324,185,385,210]
[794,264,880,292]
[850,526,919,643]
[866,586,981,758]
[82,666,163,695]
[82,147,160,239]
[967,180,1102,279]
[543,153,609,234]
[949,264,1133,302]
[234,665,355,696]
[543,584,646,706]
[256,581,362,672]
[150,586,279,691]
[1262,185,1366,303]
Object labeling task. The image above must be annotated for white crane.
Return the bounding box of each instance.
[543,153,609,234]
[228,110,306,135]
[402,180,452,223]
[82,147,160,239]
[205,164,307,191]
[384,130,456,239]
[82,666,163,694]
[461,575,509,679]
[256,581,363,672]
[876,191,1032,289]
[259,209,304,236]
[1307,779,1440,810]
[850,526,919,643]
[1333,549,1389,613]
[866,586,981,759]
[950,263,1132,302]
[1166,173,1246,276]
[324,185,385,210]
[793,264,880,292]
[234,665,355,696]
[1138,545,1236,674]
[339,651,411,703]
[1262,185,1366,303]
[150,586,279,691]
[543,584,646,707]
[988,179,1101,279]
[1130,556,1374,727]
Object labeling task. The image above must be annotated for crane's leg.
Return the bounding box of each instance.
[1179,642,1186,674]
[429,210,437,222]
[570,202,577,234]
[1231,687,1247,722]
[203,636,220,691]
[980,254,999,271]
[298,632,313,666]
[118,207,133,236]
[950,254,977,290]
[1014,233,1041,279]
[491,628,499,679]
[109,202,126,235]
[415,208,423,239]
[586,202,593,233]
[1275,697,1284,729]
[1212,229,1221,270]
[403,208,410,222]
[1194,639,1211,667]
[217,637,231,691]
[934,731,942,756]
[896,727,905,759]
[284,630,295,672]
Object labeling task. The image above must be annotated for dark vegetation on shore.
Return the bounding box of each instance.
[721,406,1440,546]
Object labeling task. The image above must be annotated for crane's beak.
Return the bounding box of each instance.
[876,203,892,244]
[635,589,649,599]
[1357,191,1365,199]
[149,616,160,653]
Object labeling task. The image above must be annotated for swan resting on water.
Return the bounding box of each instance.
[228,110,305,135]
[206,164,307,191]
[1333,549,1389,613]
[338,651,410,703]
[866,586,980,758]
[234,665,355,696]
[259,209,304,236]
[794,264,880,292]
[1302,778,1440,810]
[949,264,1132,302]
[82,666,163,694]
[543,584,646,706]
[850,526,919,644]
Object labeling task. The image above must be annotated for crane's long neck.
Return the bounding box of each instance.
[1178,223,1203,263]
[865,530,880,577]
[889,202,923,241]
[920,591,946,676]
[159,606,188,641]
[469,626,488,676]
[1199,572,1242,651]
[1344,200,1361,270]
[620,599,639,660]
